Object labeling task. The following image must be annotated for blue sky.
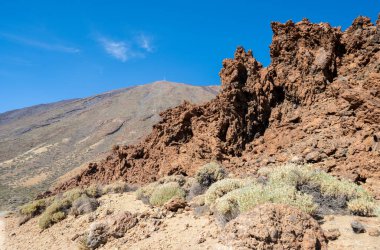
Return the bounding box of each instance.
[0,0,378,113]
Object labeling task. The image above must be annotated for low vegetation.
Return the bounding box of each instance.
[136,182,160,201]
[149,182,186,206]
[195,162,226,187]
[213,184,316,223]
[204,178,245,206]
[19,198,48,217]
[17,162,378,233]
[102,181,130,194]
[260,164,377,216]
[18,180,133,229]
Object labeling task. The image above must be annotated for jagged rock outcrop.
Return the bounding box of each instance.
[54,16,380,198]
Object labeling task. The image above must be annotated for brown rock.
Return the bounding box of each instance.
[220,204,327,250]
[367,228,380,237]
[164,197,187,212]
[51,16,380,199]
[324,228,341,240]
[108,212,138,238]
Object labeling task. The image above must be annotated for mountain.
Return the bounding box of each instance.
[55,17,380,199]
[0,81,219,210]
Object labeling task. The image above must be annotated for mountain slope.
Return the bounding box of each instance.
[0,81,219,210]
[55,17,380,199]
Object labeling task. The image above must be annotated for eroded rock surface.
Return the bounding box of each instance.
[221,203,327,250]
[54,16,380,198]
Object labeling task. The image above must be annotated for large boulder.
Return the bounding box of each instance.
[221,203,327,250]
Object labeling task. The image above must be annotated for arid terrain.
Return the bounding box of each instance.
[0,81,219,210]
[1,15,380,250]
[2,187,380,250]
[55,16,380,198]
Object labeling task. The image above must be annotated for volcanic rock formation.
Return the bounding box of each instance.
[54,16,380,198]
[221,203,328,249]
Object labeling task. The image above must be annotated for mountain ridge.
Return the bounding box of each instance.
[0,81,219,210]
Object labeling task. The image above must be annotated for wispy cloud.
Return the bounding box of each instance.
[97,32,155,62]
[0,33,80,53]
[137,34,154,52]
[98,37,129,62]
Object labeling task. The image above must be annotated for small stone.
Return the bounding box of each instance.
[367,228,380,237]
[197,236,206,244]
[324,228,340,240]
[71,233,81,241]
[289,155,303,164]
[305,151,321,163]
[351,221,366,233]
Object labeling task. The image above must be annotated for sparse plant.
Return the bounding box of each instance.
[262,164,377,216]
[149,182,186,206]
[18,198,50,225]
[190,194,206,207]
[157,175,186,186]
[62,188,85,202]
[213,184,317,223]
[19,199,47,217]
[38,198,71,229]
[71,195,99,217]
[102,181,129,194]
[136,182,159,200]
[85,184,103,198]
[347,197,377,216]
[204,178,245,206]
[195,162,226,187]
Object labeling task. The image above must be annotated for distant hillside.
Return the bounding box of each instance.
[0,81,219,210]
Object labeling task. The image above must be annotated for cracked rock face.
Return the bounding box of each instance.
[54,16,380,198]
[221,204,328,250]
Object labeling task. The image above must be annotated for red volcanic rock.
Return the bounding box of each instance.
[221,204,328,250]
[53,16,380,198]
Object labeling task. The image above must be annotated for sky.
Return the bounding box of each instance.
[0,1,379,113]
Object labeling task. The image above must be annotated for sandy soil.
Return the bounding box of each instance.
[0,216,5,249]
[321,215,380,250]
[3,192,222,250]
[3,192,380,250]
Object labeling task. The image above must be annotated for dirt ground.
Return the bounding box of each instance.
[2,192,380,250]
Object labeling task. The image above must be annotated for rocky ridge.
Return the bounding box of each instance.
[54,16,380,198]
[0,81,218,210]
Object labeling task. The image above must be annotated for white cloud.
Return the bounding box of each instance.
[137,34,153,52]
[99,37,129,62]
[0,33,80,53]
[97,32,155,62]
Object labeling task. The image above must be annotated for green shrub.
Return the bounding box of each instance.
[213,184,317,222]
[347,197,377,216]
[62,188,85,202]
[149,182,186,206]
[195,162,226,187]
[375,206,380,217]
[19,199,47,217]
[85,184,103,198]
[102,181,129,194]
[38,188,83,229]
[204,179,245,206]
[38,199,70,229]
[70,195,99,216]
[190,194,206,207]
[157,175,186,186]
[136,182,159,200]
[261,164,377,216]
